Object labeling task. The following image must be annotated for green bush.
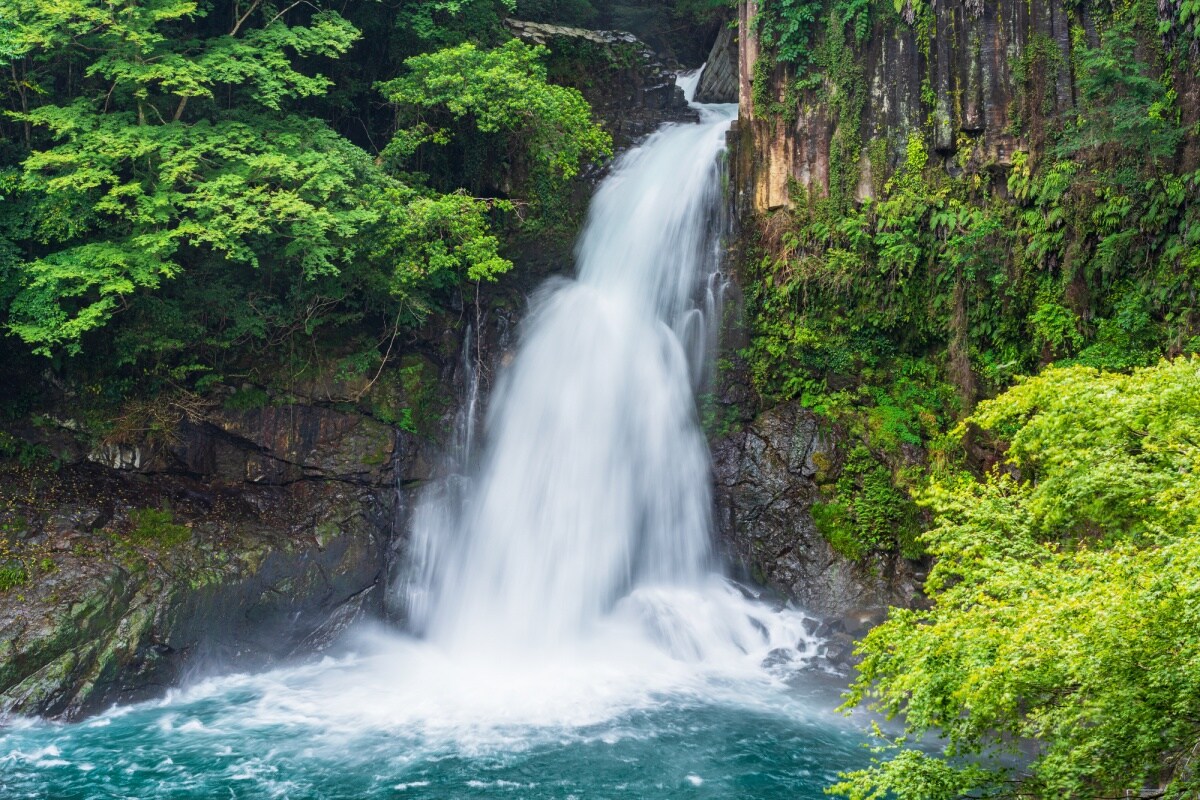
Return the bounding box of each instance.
[0,560,28,592]
[834,359,1200,800]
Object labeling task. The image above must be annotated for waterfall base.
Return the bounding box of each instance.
[1,584,873,798]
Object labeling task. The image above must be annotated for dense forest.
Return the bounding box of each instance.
[2,0,1200,798]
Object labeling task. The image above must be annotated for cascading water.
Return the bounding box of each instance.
[415,75,735,652]
[0,73,876,800]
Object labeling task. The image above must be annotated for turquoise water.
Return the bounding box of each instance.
[1,629,872,799]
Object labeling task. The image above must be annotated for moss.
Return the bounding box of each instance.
[810,450,834,482]
[223,386,270,412]
[126,508,191,549]
[361,440,392,466]
[812,500,867,560]
[366,354,447,438]
[313,521,343,550]
[699,392,744,439]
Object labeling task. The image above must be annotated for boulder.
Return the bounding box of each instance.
[0,464,387,719]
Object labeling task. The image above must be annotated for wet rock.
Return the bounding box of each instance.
[45,503,111,536]
[695,25,739,104]
[806,629,860,675]
[761,647,796,669]
[736,0,1083,210]
[0,465,387,720]
[838,608,887,637]
[712,401,922,617]
[200,405,397,486]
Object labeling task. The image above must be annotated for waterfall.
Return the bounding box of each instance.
[402,75,813,667]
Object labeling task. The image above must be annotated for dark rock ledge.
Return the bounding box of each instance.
[0,397,408,720]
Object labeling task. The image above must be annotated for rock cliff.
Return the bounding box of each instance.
[712,401,923,617]
[735,0,1200,211]
[0,402,399,717]
[695,24,739,104]
[712,0,1200,619]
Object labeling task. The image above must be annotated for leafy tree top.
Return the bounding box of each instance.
[835,358,1200,800]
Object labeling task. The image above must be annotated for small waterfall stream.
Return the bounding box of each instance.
[0,74,874,800]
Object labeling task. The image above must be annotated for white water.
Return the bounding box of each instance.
[398,74,819,686]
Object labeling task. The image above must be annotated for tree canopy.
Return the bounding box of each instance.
[834,358,1200,800]
[0,0,609,381]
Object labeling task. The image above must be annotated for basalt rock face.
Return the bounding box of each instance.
[711,401,924,619]
[0,444,391,719]
[713,0,1200,618]
[735,0,1200,210]
[507,18,698,151]
[704,285,924,619]
[695,24,739,104]
[0,360,442,720]
[0,303,528,720]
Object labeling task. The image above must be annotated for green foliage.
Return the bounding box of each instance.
[756,0,823,65]
[380,40,611,183]
[834,0,872,43]
[746,35,1197,410]
[834,359,1200,800]
[127,507,190,548]
[0,431,53,466]
[1059,18,1186,163]
[1029,300,1083,354]
[812,445,920,560]
[223,386,270,412]
[0,509,47,592]
[0,560,28,592]
[10,114,389,354]
[745,0,1197,398]
[400,0,516,46]
[515,0,601,27]
[1160,0,1200,46]
[0,0,611,404]
[374,189,515,317]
